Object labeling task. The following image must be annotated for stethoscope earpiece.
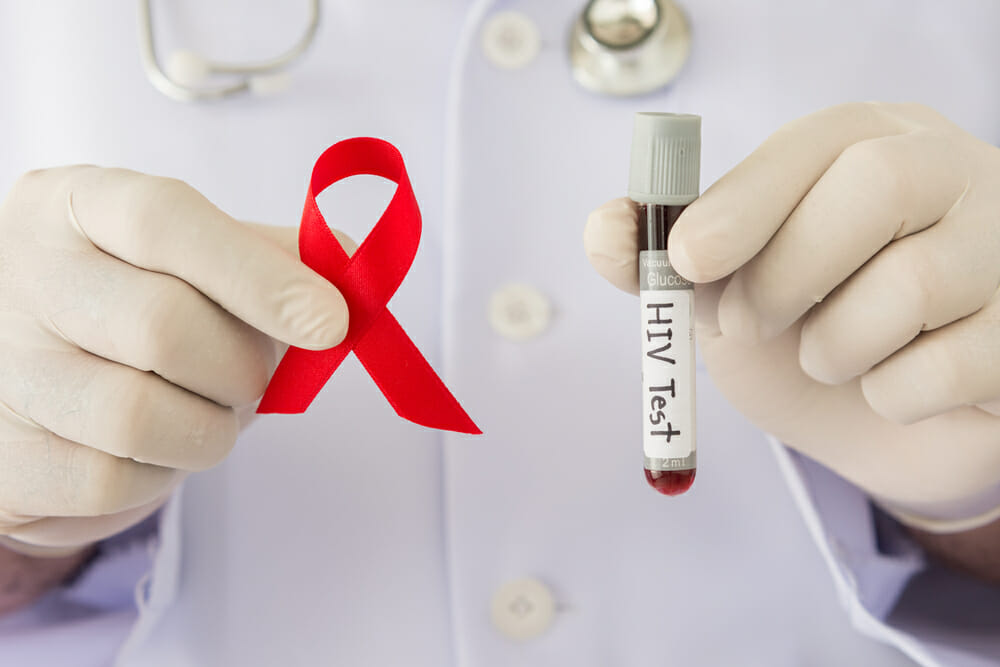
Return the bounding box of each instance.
[569,0,691,97]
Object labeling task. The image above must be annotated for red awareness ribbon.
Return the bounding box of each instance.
[256,138,480,435]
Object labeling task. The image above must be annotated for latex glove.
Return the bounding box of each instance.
[586,102,1000,533]
[0,166,349,554]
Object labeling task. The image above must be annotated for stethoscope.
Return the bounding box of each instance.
[138,0,688,103]
[137,0,321,102]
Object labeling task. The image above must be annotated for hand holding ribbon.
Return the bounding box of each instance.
[257,138,480,435]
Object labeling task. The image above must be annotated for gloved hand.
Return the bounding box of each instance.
[586,102,1000,533]
[0,166,350,554]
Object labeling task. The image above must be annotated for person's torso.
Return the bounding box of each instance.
[3,1,999,665]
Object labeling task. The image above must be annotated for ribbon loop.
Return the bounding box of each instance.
[257,138,480,435]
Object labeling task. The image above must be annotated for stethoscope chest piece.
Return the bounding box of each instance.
[569,0,691,97]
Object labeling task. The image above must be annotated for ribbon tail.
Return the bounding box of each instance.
[354,312,481,434]
[257,345,351,414]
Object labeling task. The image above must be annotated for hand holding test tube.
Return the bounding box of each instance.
[586,102,1000,570]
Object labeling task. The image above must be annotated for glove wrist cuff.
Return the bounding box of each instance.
[873,484,1000,534]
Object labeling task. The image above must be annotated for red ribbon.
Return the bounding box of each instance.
[256,138,480,435]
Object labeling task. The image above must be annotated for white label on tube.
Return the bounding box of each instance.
[640,250,696,469]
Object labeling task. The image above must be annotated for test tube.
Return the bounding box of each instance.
[629,112,701,496]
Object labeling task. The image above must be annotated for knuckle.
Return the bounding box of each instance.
[132,282,190,371]
[8,166,98,207]
[864,331,969,425]
[5,169,55,211]
[146,176,197,210]
[146,178,202,226]
[837,139,905,204]
[815,101,886,131]
[798,315,839,383]
[77,452,134,515]
[897,101,932,117]
[103,375,158,459]
[875,242,932,314]
[893,102,945,127]
[920,339,967,402]
[11,168,47,193]
[859,368,898,421]
[177,403,238,470]
[229,330,275,405]
[121,175,198,258]
[101,370,236,471]
[835,100,880,118]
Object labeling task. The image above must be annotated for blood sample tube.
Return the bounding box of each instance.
[629,112,701,496]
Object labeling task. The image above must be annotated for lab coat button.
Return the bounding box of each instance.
[481,11,541,70]
[489,283,552,341]
[490,577,556,641]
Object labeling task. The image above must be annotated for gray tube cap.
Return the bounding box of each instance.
[628,112,701,205]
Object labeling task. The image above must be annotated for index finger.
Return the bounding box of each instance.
[668,102,924,283]
[45,166,348,350]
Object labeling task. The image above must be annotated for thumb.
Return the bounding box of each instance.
[60,168,351,352]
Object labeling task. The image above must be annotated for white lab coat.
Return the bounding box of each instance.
[0,1,998,665]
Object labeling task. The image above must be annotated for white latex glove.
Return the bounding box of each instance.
[586,102,1000,533]
[0,166,350,554]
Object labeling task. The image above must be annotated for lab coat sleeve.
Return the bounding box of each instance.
[773,438,1000,667]
[0,490,183,667]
